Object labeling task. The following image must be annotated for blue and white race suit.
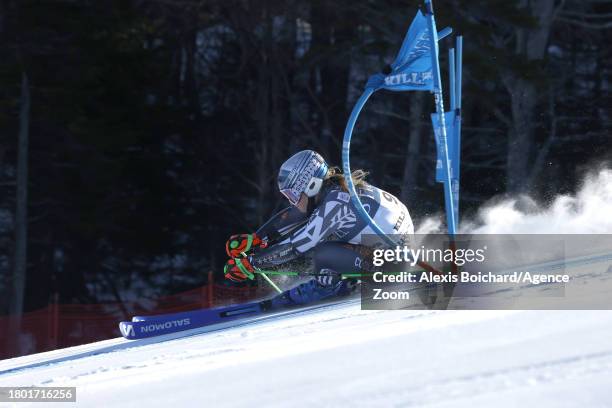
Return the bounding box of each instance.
[252,184,413,275]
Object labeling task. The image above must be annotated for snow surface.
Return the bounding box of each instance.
[1,170,611,407]
[1,299,612,407]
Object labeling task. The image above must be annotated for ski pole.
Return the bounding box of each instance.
[240,251,283,294]
[251,270,446,278]
[258,270,283,294]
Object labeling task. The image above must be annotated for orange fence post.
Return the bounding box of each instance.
[52,293,59,349]
[208,271,214,308]
[47,293,59,350]
[201,285,205,309]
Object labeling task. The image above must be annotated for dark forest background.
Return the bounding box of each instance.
[0,0,610,316]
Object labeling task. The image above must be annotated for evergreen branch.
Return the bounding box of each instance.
[557,16,612,29]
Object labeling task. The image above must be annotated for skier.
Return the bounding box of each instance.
[224,150,414,306]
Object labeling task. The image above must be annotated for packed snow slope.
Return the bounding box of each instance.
[1,302,612,407]
[0,169,611,407]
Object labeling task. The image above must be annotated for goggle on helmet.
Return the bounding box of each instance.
[278,150,329,206]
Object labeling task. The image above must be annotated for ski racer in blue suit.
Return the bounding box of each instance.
[224,150,414,306]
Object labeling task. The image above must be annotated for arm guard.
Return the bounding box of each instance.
[250,242,300,269]
[256,206,308,244]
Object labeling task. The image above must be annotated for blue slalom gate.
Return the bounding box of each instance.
[342,0,463,241]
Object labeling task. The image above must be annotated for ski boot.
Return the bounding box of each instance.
[269,276,359,309]
[269,279,334,308]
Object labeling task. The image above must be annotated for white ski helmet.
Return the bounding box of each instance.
[278,150,329,205]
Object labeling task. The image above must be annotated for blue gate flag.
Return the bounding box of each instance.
[366,11,435,92]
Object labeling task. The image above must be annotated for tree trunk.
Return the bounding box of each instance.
[400,92,425,205]
[253,1,284,226]
[504,0,556,193]
[8,73,30,354]
[309,1,354,159]
[505,78,537,192]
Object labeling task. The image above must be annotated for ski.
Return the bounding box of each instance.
[119,300,271,340]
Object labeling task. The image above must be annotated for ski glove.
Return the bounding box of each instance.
[224,257,256,282]
[225,233,267,259]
